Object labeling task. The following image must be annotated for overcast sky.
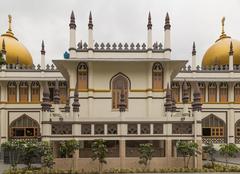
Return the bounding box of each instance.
[0,0,240,66]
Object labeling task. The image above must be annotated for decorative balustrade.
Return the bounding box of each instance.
[202,137,226,144]
[77,41,164,52]
[180,64,240,72]
[0,63,58,71]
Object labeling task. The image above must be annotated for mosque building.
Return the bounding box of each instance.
[0,12,239,170]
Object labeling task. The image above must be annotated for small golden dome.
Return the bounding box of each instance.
[0,15,33,65]
[202,17,240,67]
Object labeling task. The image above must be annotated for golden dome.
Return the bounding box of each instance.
[0,15,33,65]
[202,17,240,67]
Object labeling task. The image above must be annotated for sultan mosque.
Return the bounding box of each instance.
[0,12,239,169]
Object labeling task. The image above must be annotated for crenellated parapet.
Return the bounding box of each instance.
[180,64,240,72]
[0,63,58,71]
[77,41,164,52]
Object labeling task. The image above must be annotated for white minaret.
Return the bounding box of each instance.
[88,11,94,50]
[41,40,45,70]
[69,11,77,58]
[147,12,152,51]
[192,42,196,70]
[229,41,234,71]
[164,13,171,59]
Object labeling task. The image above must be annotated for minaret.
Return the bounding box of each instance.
[88,11,94,51]
[41,82,52,140]
[229,41,234,71]
[69,11,77,58]
[192,42,196,70]
[41,40,45,70]
[147,12,152,52]
[164,83,172,115]
[182,80,189,115]
[53,79,60,113]
[164,13,171,59]
[192,82,202,168]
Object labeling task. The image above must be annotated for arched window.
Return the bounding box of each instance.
[234,83,240,103]
[152,63,163,90]
[219,82,228,103]
[202,115,225,139]
[199,82,205,103]
[59,81,67,103]
[171,82,180,102]
[9,114,40,139]
[8,81,17,103]
[112,74,129,110]
[19,81,28,103]
[31,81,40,102]
[208,82,217,103]
[77,62,88,90]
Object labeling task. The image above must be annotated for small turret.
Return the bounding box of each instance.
[229,41,234,70]
[164,12,171,59]
[164,83,172,112]
[88,11,93,30]
[192,83,202,112]
[192,42,197,70]
[182,80,189,104]
[41,82,52,112]
[72,83,80,112]
[164,12,171,30]
[69,11,76,29]
[118,90,126,112]
[64,97,70,112]
[53,79,60,104]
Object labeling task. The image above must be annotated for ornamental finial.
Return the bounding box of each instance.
[221,17,225,35]
[88,11,93,29]
[192,42,196,56]
[8,15,12,32]
[147,12,152,30]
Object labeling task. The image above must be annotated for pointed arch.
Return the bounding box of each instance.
[9,114,40,139]
[8,81,17,103]
[234,83,240,103]
[202,114,225,138]
[208,82,217,103]
[31,81,40,102]
[219,82,228,103]
[111,73,130,110]
[152,62,164,90]
[77,62,88,90]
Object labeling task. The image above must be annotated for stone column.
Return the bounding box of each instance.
[119,140,126,169]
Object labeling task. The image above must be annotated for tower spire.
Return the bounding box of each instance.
[8,15,12,32]
[88,11,93,29]
[147,12,152,30]
[69,11,76,29]
[41,40,45,55]
[2,39,6,54]
[192,42,196,56]
[164,12,171,30]
[229,41,233,55]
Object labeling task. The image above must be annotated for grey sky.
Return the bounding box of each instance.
[0,0,240,66]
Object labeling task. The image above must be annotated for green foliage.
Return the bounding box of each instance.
[59,140,79,158]
[202,143,216,167]
[91,139,108,174]
[1,140,24,169]
[138,143,154,169]
[1,140,54,169]
[219,143,240,166]
[176,141,200,168]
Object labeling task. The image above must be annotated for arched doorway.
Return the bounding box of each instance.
[9,114,40,139]
[202,114,226,144]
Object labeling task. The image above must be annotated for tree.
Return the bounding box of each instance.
[138,143,154,170]
[219,143,240,166]
[59,140,79,158]
[203,143,216,168]
[91,139,108,174]
[176,141,200,168]
[1,140,24,169]
[39,141,54,168]
[22,140,43,169]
